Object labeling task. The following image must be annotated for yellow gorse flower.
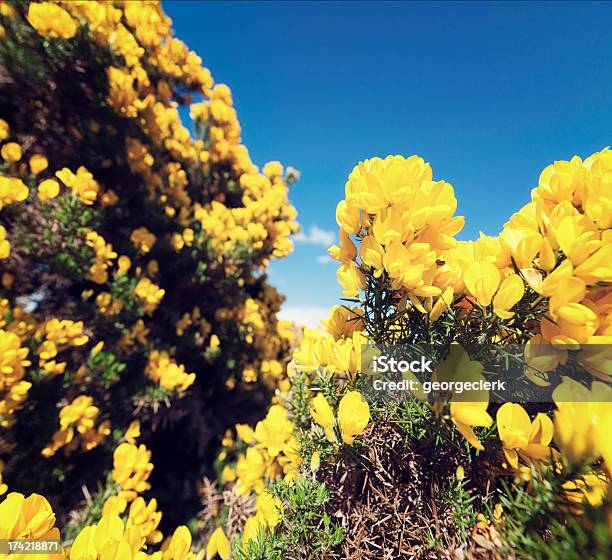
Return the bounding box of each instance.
[553,377,612,474]
[56,166,100,205]
[0,225,9,260]
[337,390,370,444]
[29,154,49,175]
[310,390,370,446]
[331,154,465,311]
[496,403,554,469]
[27,2,78,39]
[145,351,195,392]
[112,442,154,502]
[206,526,230,560]
[0,118,8,141]
[134,277,165,314]
[1,142,22,163]
[0,492,60,542]
[310,393,336,442]
[0,176,28,209]
[131,227,157,254]
[38,179,60,201]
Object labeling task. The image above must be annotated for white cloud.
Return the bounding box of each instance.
[316,255,332,265]
[278,306,329,329]
[293,224,335,247]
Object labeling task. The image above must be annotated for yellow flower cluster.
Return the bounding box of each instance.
[56,167,100,205]
[229,404,302,496]
[145,351,196,393]
[42,395,110,458]
[0,175,28,211]
[553,377,612,474]
[293,325,367,377]
[442,150,611,344]
[0,490,212,560]
[131,228,157,255]
[27,2,77,40]
[38,318,89,377]
[333,155,464,312]
[0,225,9,260]
[85,231,117,284]
[0,329,31,428]
[112,442,154,502]
[133,277,165,314]
[310,390,370,444]
[0,492,60,552]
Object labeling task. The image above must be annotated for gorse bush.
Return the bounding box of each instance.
[217,151,611,558]
[0,0,297,534]
[0,1,611,560]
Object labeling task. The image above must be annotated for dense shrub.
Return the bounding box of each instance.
[0,0,297,533]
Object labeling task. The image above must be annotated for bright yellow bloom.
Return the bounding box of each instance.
[146,351,195,392]
[0,176,28,209]
[324,305,364,340]
[27,2,78,39]
[209,334,220,349]
[0,225,10,260]
[336,261,365,297]
[37,179,60,201]
[117,255,131,273]
[262,161,283,177]
[310,450,321,472]
[0,492,60,541]
[464,261,500,307]
[1,142,22,163]
[56,166,99,205]
[328,229,357,263]
[553,377,612,473]
[574,244,612,284]
[235,423,256,444]
[256,491,282,528]
[310,393,336,442]
[450,401,493,451]
[0,329,30,390]
[337,390,370,445]
[492,273,524,319]
[359,235,385,278]
[496,403,554,469]
[134,277,165,314]
[128,496,162,544]
[112,443,154,501]
[125,420,141,444]
[335,200,361,234]
[555,214,600,266]
[166,525,192,560]
[372,207,407,246]
[206,526,230,560]
[235,447,266,495]
[29,154,48,175]
[242,512,266,549]
[131,227,157,254]
[500,224,542,269]
[254,404,295,458]
[0,461,7,495]
[0,118,8,141]
[101,495,127,517]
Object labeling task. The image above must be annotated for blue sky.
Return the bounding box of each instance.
[165,0,612,326]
